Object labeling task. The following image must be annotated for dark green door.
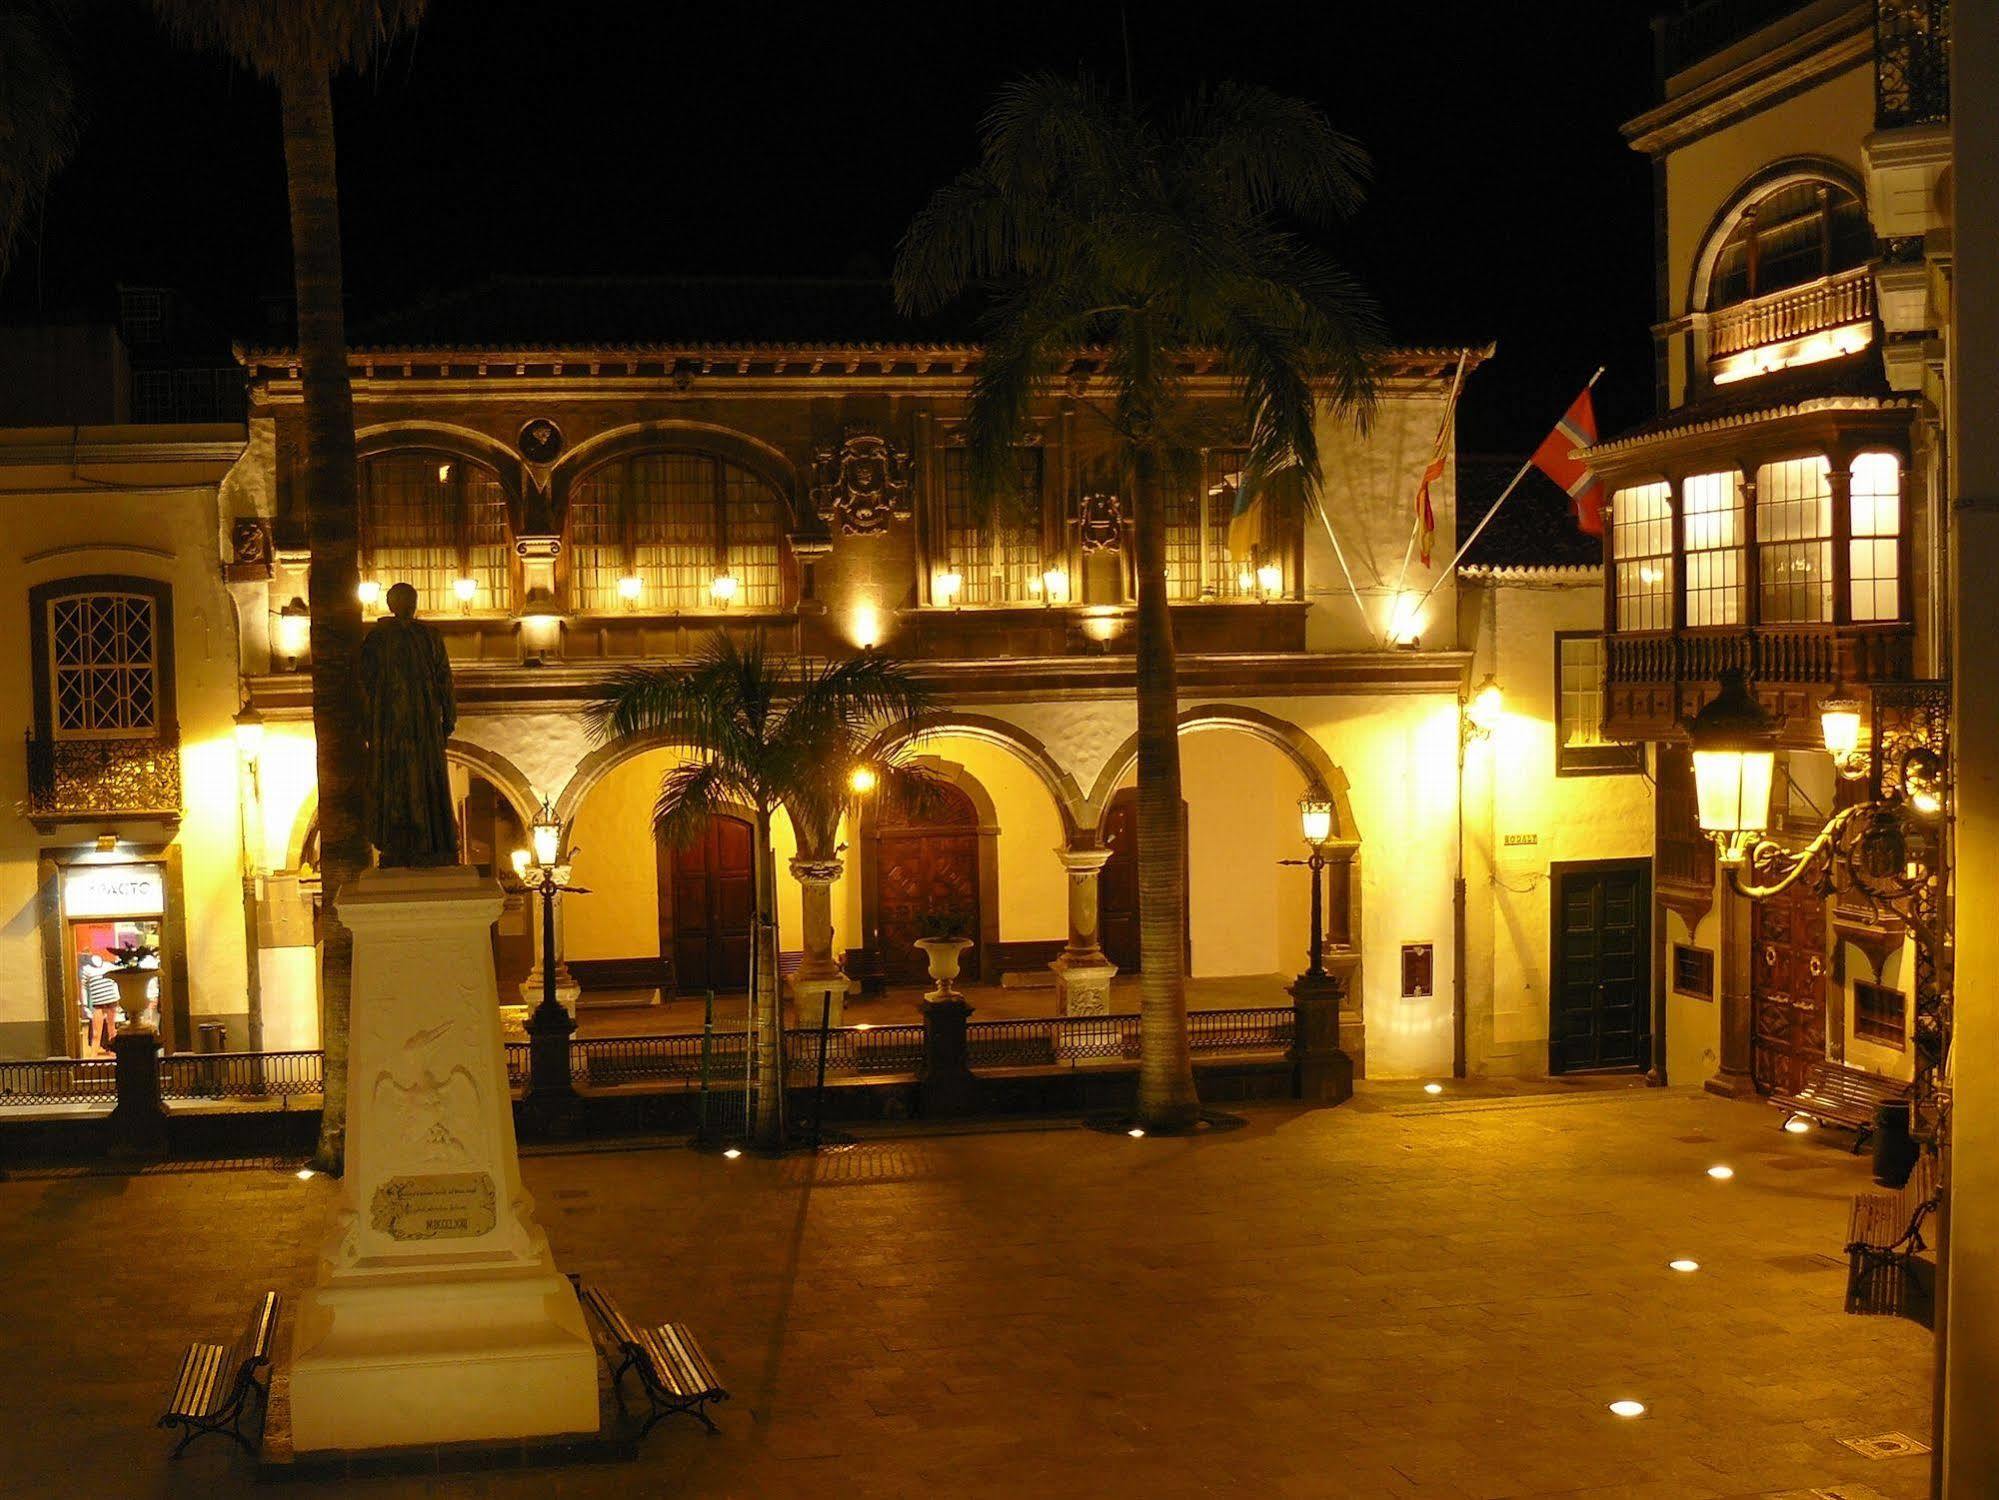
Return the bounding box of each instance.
[1552,863,1650,1073]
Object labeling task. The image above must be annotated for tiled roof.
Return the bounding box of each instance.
[1586,349,1896,456]
[1456,453,1602,572]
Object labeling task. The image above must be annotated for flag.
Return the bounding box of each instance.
[1224,467,1261,560]
[1409,354,1468,568]
[1532,385,1605,536]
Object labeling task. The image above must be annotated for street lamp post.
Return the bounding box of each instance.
[1284,794,1341,1000]
[1284,791,1353,1106]
[512,798,589,1132]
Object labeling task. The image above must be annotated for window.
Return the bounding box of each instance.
[1849,452,1903,622]
[1855,979,1907,1049]
[1673,944,1715,1000]
[1682,470,1744,626]
[1756,455,1834,623]
[360,452,511,616]
[1708,180,1872,310]
[47,591,159,738]
[1557,634,1644,774]
[934,447,1045,605]
[1611,481,1673,631]
[566,452,787,613]
[1164,450,1261,601]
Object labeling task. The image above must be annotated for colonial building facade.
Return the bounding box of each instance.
[1,279,1641,1084]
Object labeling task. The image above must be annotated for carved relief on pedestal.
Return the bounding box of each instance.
[810,432,912,535]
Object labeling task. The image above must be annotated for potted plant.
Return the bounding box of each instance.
[913,910,975,1002]
[104,941,159,1029]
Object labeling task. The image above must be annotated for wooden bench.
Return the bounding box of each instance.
[158,1291,279,1458]
[1847,1151,1940,1314]
[1770,1060,1910,1151]
[574,1279,728,1438]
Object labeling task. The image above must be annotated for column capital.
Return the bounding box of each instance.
[1055,845,1114,877]
[788,857,845,886]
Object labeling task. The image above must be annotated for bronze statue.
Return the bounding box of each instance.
[358,582,460,867]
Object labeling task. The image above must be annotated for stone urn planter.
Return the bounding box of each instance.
[109,966,156,1029]
[914,937,973,1003]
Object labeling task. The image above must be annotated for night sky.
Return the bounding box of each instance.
[7,0,1664,452]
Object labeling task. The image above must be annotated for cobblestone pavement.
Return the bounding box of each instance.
[0,1086,1933,1499]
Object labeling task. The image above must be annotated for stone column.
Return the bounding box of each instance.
[786,857,852,1028]
[1049,845,1117,1016]
[1705,881,1756,1098]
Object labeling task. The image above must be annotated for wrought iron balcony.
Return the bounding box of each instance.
[25,732,183,826]
[1876,0,1950,130]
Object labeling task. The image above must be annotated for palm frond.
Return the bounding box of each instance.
[653,760,740,850]
[1178,81,1371,227]
[145,0,428,81]
[0,4,78,281]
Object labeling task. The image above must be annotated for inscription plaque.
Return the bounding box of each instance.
[370,1171,497,1241]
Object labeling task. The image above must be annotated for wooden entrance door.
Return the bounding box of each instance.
[874,781,981,985]
[1752,883,1828,1096]
[1097,789,1190,974]
[658,814,754,994]
[1550,861,1651,1073]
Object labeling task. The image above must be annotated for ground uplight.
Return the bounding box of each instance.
[1669,1258,1700,1273]
[1783,1118,1812,1134]
[723,1148,742,1160]
[295,1168,316,1181]
[1608,1400,1646,1418]
[1127,1127,1146,1138]
[1423,1082,1444,1095]
[1707,1165,1734,1180]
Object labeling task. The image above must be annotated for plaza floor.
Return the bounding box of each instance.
[0,1085,1933,1499]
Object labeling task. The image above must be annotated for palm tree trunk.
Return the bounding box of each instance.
[751,806,785,1149]
[1130,441,1200,1129]
[280,62,366,1174]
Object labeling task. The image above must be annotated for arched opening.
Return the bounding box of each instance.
[1098,786,1188,975]
[357,448,515,617]
[869,774,985,986]
[447,762,535,1003]
[1705,178,1871,312]
[659,811,755,994]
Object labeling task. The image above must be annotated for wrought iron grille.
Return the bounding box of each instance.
[26,731,182,820]
[1876,0,1950,129]
[49,592,157,736]
[160,1049,323,1101]
[0,1056,116,1106]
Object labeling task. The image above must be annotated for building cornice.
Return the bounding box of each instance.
[1623,5,1872,156]
[0,425,247,468]
[1581,394,1916,468]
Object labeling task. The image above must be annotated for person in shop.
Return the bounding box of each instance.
[80,955,120,1055]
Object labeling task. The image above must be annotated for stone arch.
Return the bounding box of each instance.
[549,419,803,527]
[553,729,703,831]
[867,712,1088,838]
[1686,156,1869,316]
[858,753,1001,983]
[1083,703,1358,843]
[283,739,542,869]
[355,422,526,513]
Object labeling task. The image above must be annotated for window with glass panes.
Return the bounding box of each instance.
[567,452,786,612]
[1682,470,1745,626]
[1163,450,1259,601]
[935,447,1045,605]
[1556,634,1643,774]
[1612,481,1673,631]
[1756,455,1833,623]
[360,453,511,615]
[1848,451,1902,622]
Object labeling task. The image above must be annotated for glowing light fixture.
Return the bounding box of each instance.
[1608,1400,1647,1418]
[1783,1117,1812,1134]
[848,764,879,796]
[1127,1127,1146,1138]
[1464,673,1503,740]
[1237,568,1256,595]
[436,461,453,484]
[617,573,643,605]
[1256,563,1283,599]
[1686,669,1777,867]
[517,585,564,648]
[1423,1082,1444,1096]
[276,596,310,668]
[510,848,531,880]
[723,1148,742,1160]
[1819,688,1865,778]
[710,572,739,606]
[295,1168,316,1181]
[356,579,383,608]
[1668,1259,1700,1273]
[935,570,964,606]
[530,799,563,870]
[1706,1165,1734,1181]
[1298,793,1334,849]
[452,575,478,611]
[1041,567,1070,605]
[233,704,266,761]
[853,1022,874,1032]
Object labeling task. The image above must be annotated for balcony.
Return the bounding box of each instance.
[25,732,183,829]
[1604,624,1914,742]
[1708,268,1875,383]
[1875,0,1950,130]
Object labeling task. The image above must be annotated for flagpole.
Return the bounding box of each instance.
[1306,489,1371,629]
[1403,365,1605,629]
[1384,351,1469,645]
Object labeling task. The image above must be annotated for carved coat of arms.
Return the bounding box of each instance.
[810,433,912,535]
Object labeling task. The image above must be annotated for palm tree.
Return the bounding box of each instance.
[895,74,1382,1131]
[589,633,933,1151]
[0,2,79,289]
[148,1,428,1172]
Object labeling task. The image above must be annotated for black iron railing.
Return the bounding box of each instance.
[1877,0,1950,129]
[159,1049,323,1101]
[0,1056,117,1106]
[25,731,183,822]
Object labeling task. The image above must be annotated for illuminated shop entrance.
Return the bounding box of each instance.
[60,862,169,1056]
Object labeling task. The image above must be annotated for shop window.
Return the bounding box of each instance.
[932,446,1046,605]
[567,451,787,613]
[1854,979,1907,1049]
[1164,449,1262,601]
[1849,452,1903,622]
[1557,634,1643,775]
[62,862,167,1056]
[1611,481,1673,631]
[1756,455,1834,623]
[360,451,512,616]
[1682,470,1745,627]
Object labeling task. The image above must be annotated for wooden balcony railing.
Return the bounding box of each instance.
[1605,623,1915,740]
[1708,267,1875,361]
[24,732,183,825]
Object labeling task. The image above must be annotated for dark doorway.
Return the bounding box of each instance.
[874,779,981,985]
[459,775,534,1003]
[1098,787,1190,975]
[658,813,754,994]
[1550,860,1652,1073]
[1752,882,1828,1096]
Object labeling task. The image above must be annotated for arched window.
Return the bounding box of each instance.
[1708,180,1871,311]
[1848,451,1902,622]
[359,451,511,616]
[567,451,787,613]
[1755,455,1834,624]
[1611,481,1673,631]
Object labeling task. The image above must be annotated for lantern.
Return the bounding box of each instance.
[1686,669,1778,864]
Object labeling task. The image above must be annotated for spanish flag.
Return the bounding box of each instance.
[1409,354,1467,568]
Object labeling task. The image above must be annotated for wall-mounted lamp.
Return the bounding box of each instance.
[276,597,310,669]
[233,704,266,763]
[1463,673,1503,742]
[617,574,643,608]
[452,576,478,614]
[710,573,739,607]
[1256,563,1283,600]
[935,570,964,608]
[356,579,382,609]
[1041,567,1070,606]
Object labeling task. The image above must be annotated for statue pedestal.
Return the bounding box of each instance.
[288,868,597,1453]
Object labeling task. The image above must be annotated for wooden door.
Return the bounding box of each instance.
[875,781,981,985]
[1098,788,1191,975]
[1752,883,1828,1096]
[1550,862,1651,1073]
[658,814,754,994]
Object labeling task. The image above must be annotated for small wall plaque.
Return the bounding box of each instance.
[1401,943,1434,998]
[1673,943,1715,1001]
[370,1171,497,1241]
[1503,832,1539,847]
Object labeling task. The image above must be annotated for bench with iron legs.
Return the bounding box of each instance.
[159,1291,279,1458]
[1847,1151,1940,1315]
[1770,1059,1911,1151]
[574,1279,728,1438]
